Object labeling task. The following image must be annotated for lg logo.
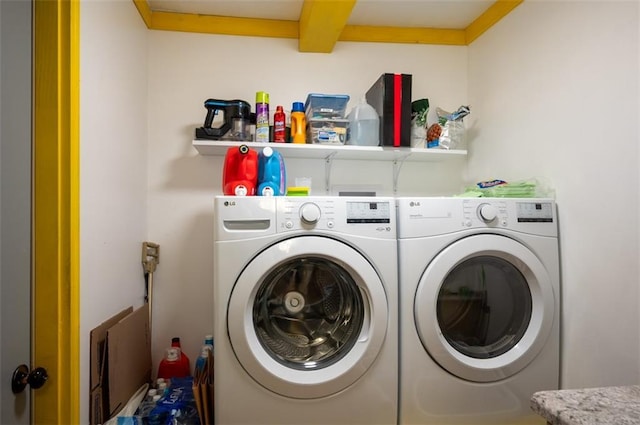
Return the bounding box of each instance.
[224,201,236,207]
[409,201,421,207]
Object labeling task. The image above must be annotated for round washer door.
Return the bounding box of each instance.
[414,234,555,383]
[228,235,389,399]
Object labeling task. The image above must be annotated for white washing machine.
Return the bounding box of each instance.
[396,197,560,425]
[213,196,398,425]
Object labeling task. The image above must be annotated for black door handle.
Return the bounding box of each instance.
[11,364,48,394]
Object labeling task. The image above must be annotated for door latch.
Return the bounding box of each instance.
[12,364,48,394]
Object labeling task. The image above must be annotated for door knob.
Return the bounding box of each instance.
[11,364,48,394]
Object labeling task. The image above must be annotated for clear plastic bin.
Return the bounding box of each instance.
[307,119,349,144]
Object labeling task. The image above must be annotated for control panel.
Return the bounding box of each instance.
[276,197,395,237]
[462,199,509,228]
[396,197,557,238]
[516,201,554,222]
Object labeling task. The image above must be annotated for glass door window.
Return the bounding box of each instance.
[437,256,532,359]
[253,257,365,370]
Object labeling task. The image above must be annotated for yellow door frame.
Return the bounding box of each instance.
[33,0,80,423]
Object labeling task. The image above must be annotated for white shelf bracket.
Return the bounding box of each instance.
[324,152,337,194]
[392,153,411,194]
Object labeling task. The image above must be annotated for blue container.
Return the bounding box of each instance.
[304,93,350,119]
[257,147,286,196]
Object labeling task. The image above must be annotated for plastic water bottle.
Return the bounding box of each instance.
[347,97,380,146]
[134,390,162,420]
[157,381,169,397]
[195,335,214,374]
[204,334,213,349]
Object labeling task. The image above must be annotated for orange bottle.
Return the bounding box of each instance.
[290,102,306,144]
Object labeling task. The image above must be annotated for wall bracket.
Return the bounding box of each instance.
[392,153,411,194]
[324,152,337,194]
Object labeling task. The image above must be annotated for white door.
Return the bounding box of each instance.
[1,0,32,423]
[414,234,555,383]
[227,236,389,399]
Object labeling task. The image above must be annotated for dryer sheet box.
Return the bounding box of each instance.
[365,73,413,147]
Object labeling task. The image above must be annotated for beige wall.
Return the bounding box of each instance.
[80,0,149,421]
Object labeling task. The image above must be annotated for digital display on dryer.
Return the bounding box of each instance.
[346,201,391,223]
[516,202,553,222]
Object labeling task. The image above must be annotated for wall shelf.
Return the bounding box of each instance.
[192,139,467,162]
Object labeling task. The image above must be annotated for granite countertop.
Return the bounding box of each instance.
[531,385,640,425]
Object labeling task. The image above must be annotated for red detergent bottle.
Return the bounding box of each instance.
[171,337,190,376]
[223,144,258,196]
[157,346,189,380]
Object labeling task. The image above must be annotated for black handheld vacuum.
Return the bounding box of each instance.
[195,99,254,141]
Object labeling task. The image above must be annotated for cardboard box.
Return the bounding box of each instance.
[89,304,151,425]
[365,73,412,147]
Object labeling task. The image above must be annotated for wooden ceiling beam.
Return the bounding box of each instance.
[340,25,466,46]
[465,0,524,44]
[150,11,298,39]
[298,0,357,53]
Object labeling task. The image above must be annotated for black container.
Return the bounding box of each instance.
[365,73,412,147]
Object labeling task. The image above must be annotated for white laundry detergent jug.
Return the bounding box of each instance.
[347,97,380,146]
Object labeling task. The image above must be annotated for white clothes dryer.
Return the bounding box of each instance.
[396,197,560,425]
[214,196,398,425]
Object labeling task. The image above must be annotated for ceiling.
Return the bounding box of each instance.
[137,0,522,52]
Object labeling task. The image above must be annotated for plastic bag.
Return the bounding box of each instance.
[410,98,429,148]
[456,178,555,198]
[435,105,470,150]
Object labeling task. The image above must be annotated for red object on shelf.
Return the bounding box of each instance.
[222,145,258,196]
[273,105,286,143]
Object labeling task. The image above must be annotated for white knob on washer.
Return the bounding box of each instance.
[478,203,498,222]
[300,202,321,224]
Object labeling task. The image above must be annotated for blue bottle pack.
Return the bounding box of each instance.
[257,147,286,196]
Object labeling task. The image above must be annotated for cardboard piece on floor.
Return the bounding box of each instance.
[89,306,133,425]
[89,304,151,425]
[107,304,152,417]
